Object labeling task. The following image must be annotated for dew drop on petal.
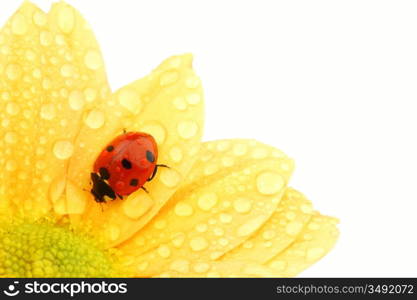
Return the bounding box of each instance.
[185,76,200,89]
[60,64,74,77]
[106,225,120,241]
[172,96,187,111]
[174,202,194,217]
[256,171,284,195]
[186,93,201,105]
[5,160,17,172]
[68,90,85,111]
[193,262,210,273]
[6,102,19,115]
[53,140,74,160]
[177,120,198,139]
[33,11,47,27]
[11,14,27,35]
[159,168,181,188]
[84,109,105,129]
[233,198,252,213]
[141,122,166,145]
[170,259,190,273]
[189,237,209,252]
[84,50,103,70]
[57,5,75,33]
[4,132,18,144]
[122,192,154,220]
[270,260,287,272]
[40,103,56,120]
[6,64,21,81]
[285,221,303,236]
[233,143,248,156]
[197,192,218,211]
[157,245,171,258]
[169,147,183,163]
[84,88,97,102]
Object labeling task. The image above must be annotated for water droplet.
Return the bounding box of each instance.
[186,93,201,105]
[306,247,324,262]
[219,213,232,224]
[189,237,208,252]
[107,225,120,241]
[170,259,190,273]
[4,132,18,144]
[57,5,75,33]
[33,11,47,27]
[122,192,154,219]
[185,76,200,89]
[169,147,183,163]
[160,168,181,188]
[154,220,167,230]
[140,122,166,144]
[256,171,284,195]
[5,160,17,172]
[233,143,248,156]
[157,245,171,258]
[213,227,224,236]
[84,109,105,129]
[137,261,149,272]
[118,88,141,114]
[40,103,56,120]
[11,14,27,35]
[6,102,19,115]
[286,211,296,220]
[160,71,179,86]
[60,64,74,77]
[172,233,185,247]
[53,140,74,160]
[193,262,210,273]
[84,50,103,70]
[237,216,265,237]
[252,147,268,159]
[68,90,85,110]
[172,96,187,111]
[174,202,193,217]
[233,198,252,213]
[301,204,313,214]
[177,120,198,139]
[1,119,9,128]
[286,221,302,236]
[197,192,218,211]
[32,68,42,79]
[196,223,208,233]
[6,64,21,81]
[84,88,97,102]
[221,156,235,167]
[40,31,52,46]
[218,238,229,246]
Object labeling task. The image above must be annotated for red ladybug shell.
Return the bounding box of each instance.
[93,132,158,198]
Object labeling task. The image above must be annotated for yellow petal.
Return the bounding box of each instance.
[222,188,313,263]
[118,139,293,277]
[266,214,339,276]
[68,54,204,247]
[0,2,109,217]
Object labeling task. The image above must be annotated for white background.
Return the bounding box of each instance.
[1,0,416,277]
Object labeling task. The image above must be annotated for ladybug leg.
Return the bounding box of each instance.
[141,186,149,193]
[147,164,170,182]
[122,128,127,134]
[117,193,123,200]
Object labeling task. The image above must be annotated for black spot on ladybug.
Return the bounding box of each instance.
[130,178,139,186]
[106,145,114,152]
[122,158,132,169]
[99,167,110,180]
[146,150,155,163]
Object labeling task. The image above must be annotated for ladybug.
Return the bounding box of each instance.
[90,131,168,203]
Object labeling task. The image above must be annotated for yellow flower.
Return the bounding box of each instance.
[0,2,339,277]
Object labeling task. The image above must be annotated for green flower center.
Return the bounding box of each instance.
[0,221,116,277]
